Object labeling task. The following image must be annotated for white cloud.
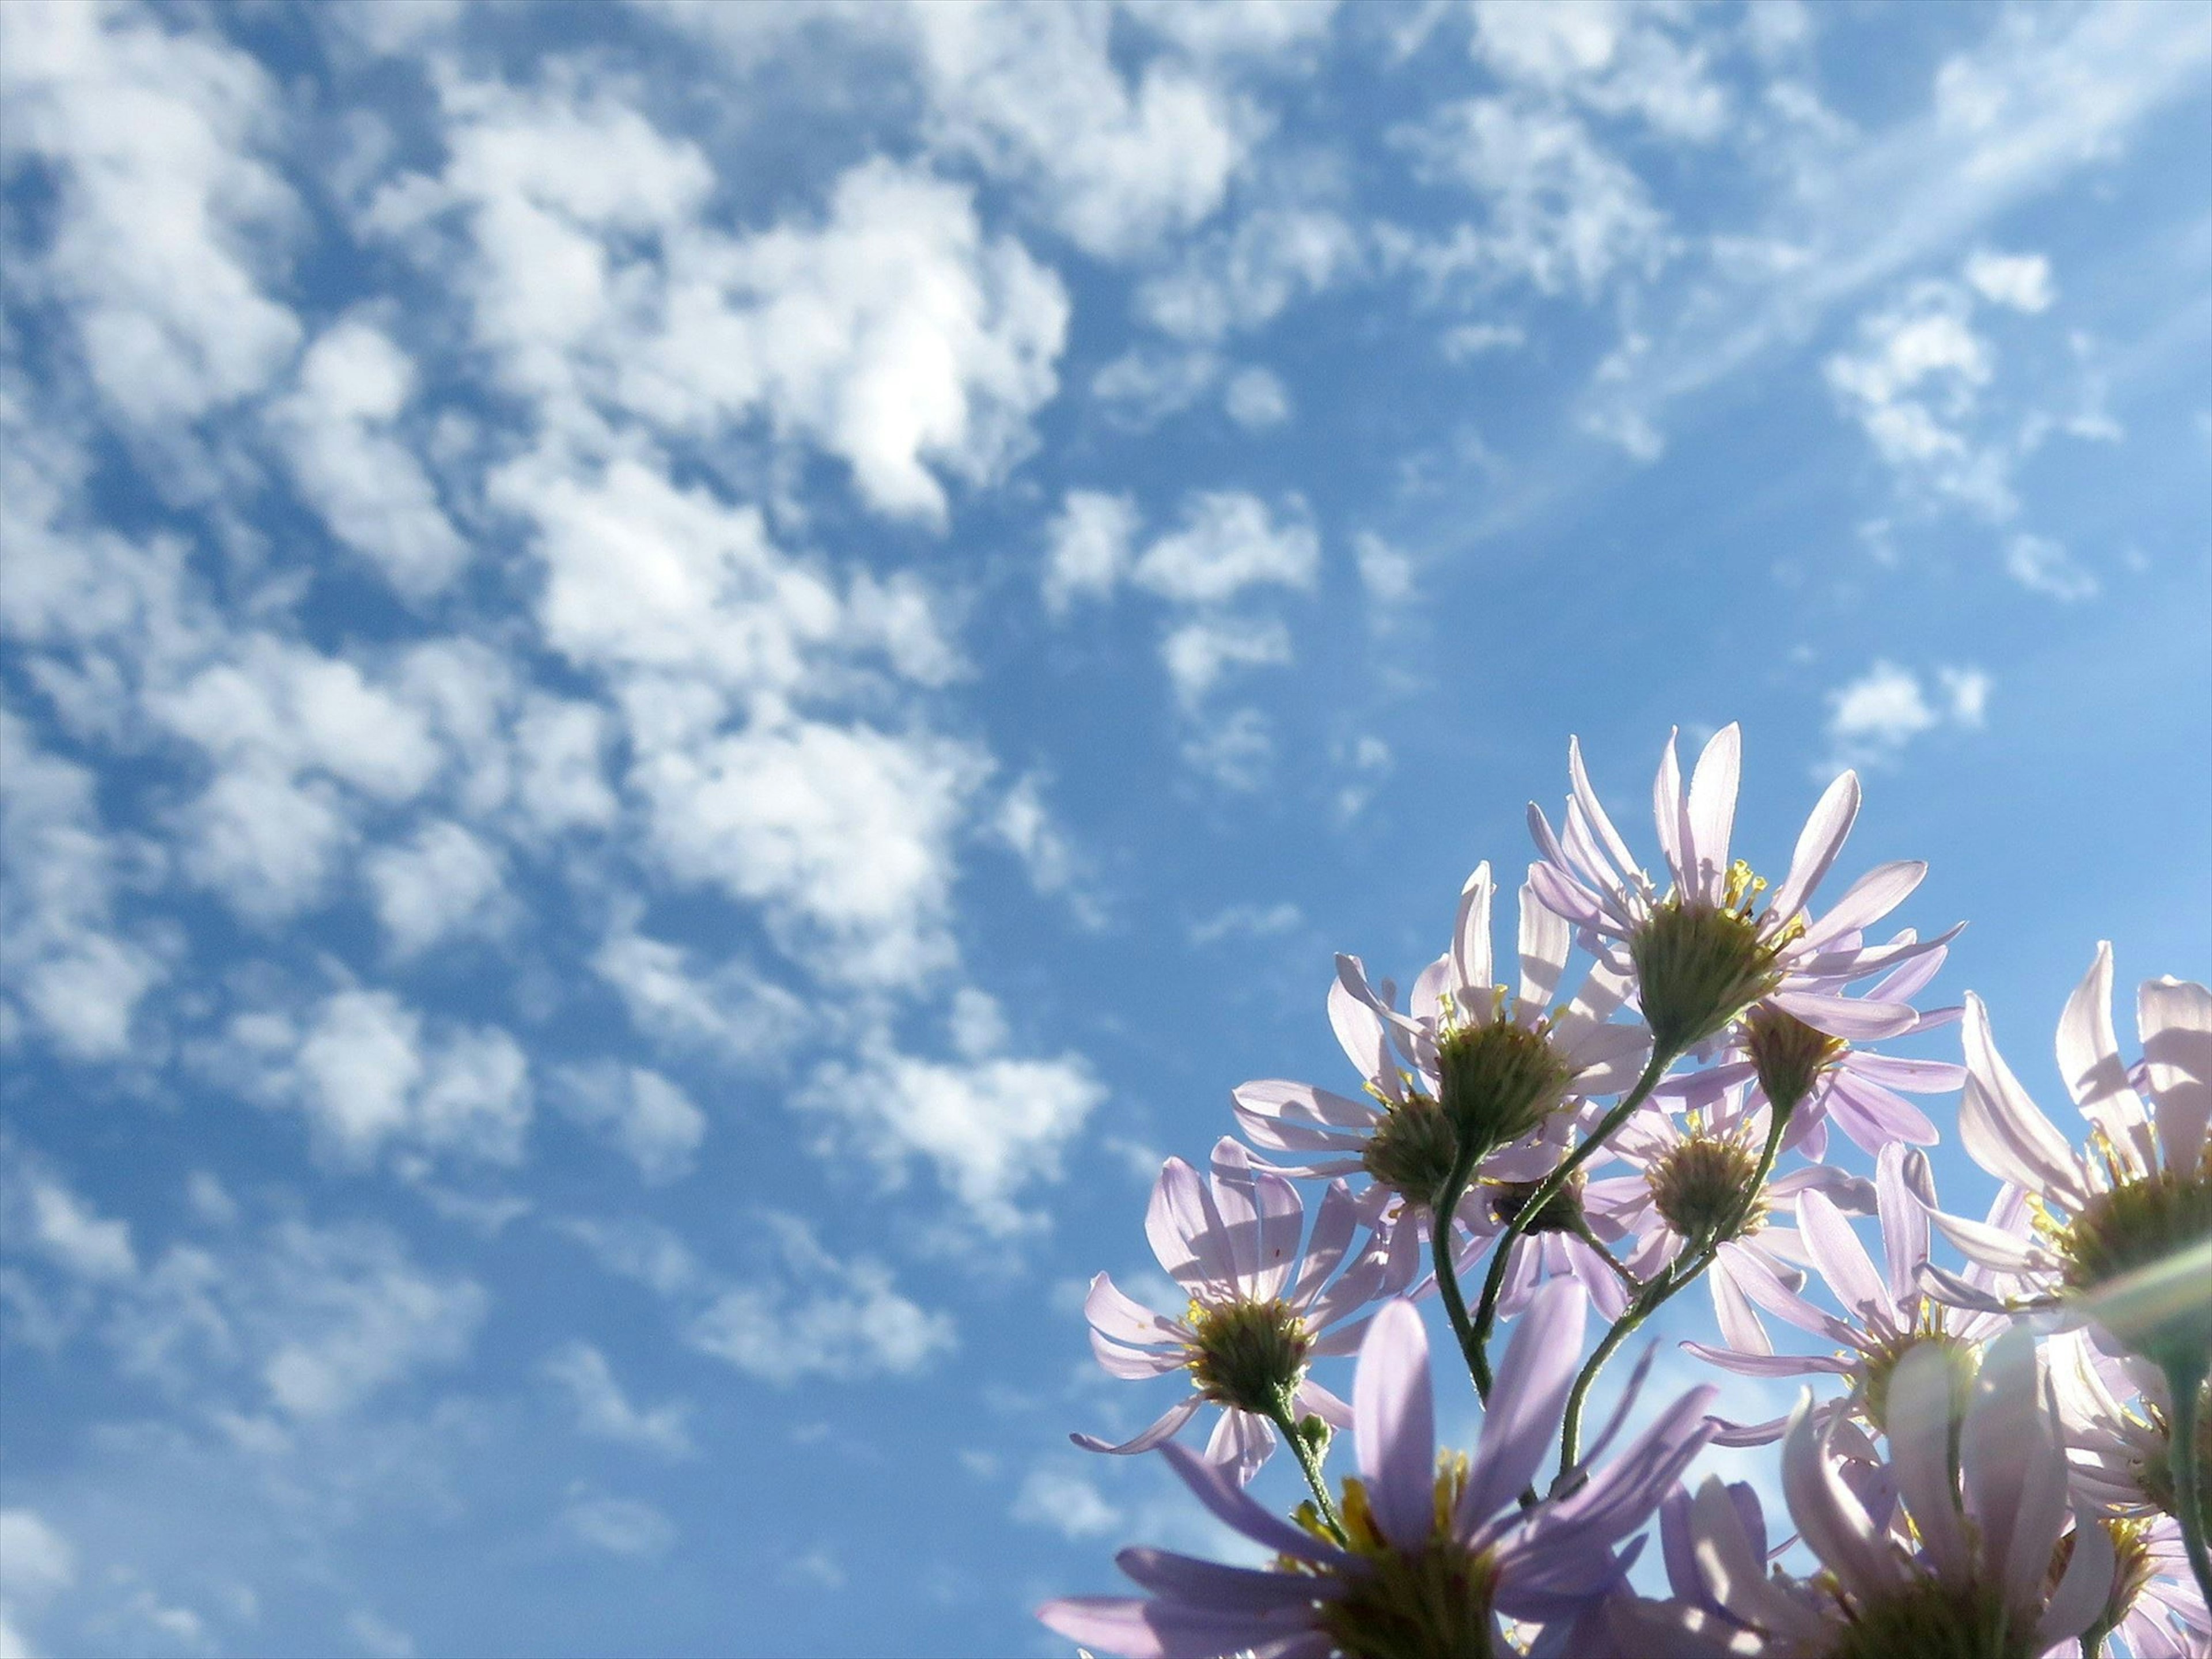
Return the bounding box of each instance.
[1188,902,1302,946]
[23,1178,137,1282]
[1823,282,2014,520]
[907,2,1251,260]
[0,1508,73,1657]
[1440,321,1526,360]
[1395,97,1668,298]
[273,318,469,599]
[632,717,988,990]
[1180,704,1277,793]
[794,1014,1105,1236]
[1963,249,2054,313]
[1353,531,1416,614]
[364,821,507,959]
[1821,659,1993,771]
[1468,1,1729,141]
[230,991,531,1166]
[1222,365,1291,428]
[2003,532,2099,601]
[551,1063,707,1185]
[510,695,620,836]
[1,1,301,425]
[543,1342,694,1459]
[1132,491,1319,606]
[1135,207,1361,342]
[560,1489,675,1558]
[990,772,1094,919]
[1159,615,1294,710]
[1010,1465,1122,1540]
[1041,490,1140,616]
[686,1218,955,1384]
[256,1232,484,1419]
[0,709,165,1060]
[592,925,805,1069]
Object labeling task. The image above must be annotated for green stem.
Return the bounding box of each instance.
[1430,1135,1492,1398]
[1469,1047,1676,1381]
[1269,1399,1348,1546]
[2168,1355,2212,1612]
[1553,1104,1791,1478]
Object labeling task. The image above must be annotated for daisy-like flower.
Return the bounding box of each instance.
[1074,1138,1415,1482]
[1925,946,2212,1377]
[1665,930,1964,1161]
[1625,1330,2119,1658]
[1039,1283,1717,1658]
[1673,1144,2005,1448]
[1577,1089,1879,1379]
[2046,1332,2212,1654]
[1234,862,1647,1229]
[1527,724,1952,1057]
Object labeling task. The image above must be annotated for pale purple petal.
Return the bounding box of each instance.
[1847,1052,1967,1092]
[2140,974,2212,1172]
[1766,990,1916,1040]
[1205,1404,1275,1486]
[1569,734,1643,889]
[1233,1078,1381,1132]
[1517,878,1570,1014]
[1653,728,1688,891]
[1708,1247,1774,1355]
[1825,1073,1940,1152]
[1329,968,1402,1102]
[2032,1511,2116,1650]
[1874,1145,1934,1309]
[1087,1272,1183,1345]
[1207,1139,1267,1298]
[1680,1342,1855,1377]
[1147,1158,1233,1289]
[1689,1476,1827,1639]
[1073,1396,1203,1456]
[1958,994,2086,1206]
[1290,1180,1359,1310]
[1035,1596,1173,1658]
[1159,1442,1353,1567]
[1783,1400,1906,1601]
[2056,942,2152,1144]
[1796,861,1926,952]
[1684,722,1741,907]
[1454,862,1495,999]
[1292,1378,1353,1430]
[1770,770,1860,923]
[1960,1329,2058,1599]
[1528,857,1610,932]
[1455,1278,1586,1532]
[1115,1546,1338,1611]
[1546,1381,1717,1547]
[1354,1299,1435,1552]
[1796,1190,1894,1330]
[1092,1328,1187,1378]
[1885,1342,1971,1582]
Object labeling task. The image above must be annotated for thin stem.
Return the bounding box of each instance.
[1571,1215,1647,1297]
[1469,1046,1676,1380]
[1430,1136,1491,1397]
[1553,1105,1791,1477]
[1269,1399,1348,1546]
[2168,1356,2212,1612]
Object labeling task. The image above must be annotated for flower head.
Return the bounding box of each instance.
[1075,1138,1415,1482]
[1675,1143,2003,1446]
[1927,946,2212,1376]
[1528,726,1954,1056]
[1626,1329,2121,1657]
[1040,1283,1716,1657]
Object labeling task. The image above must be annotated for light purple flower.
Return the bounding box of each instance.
[1527,725,1956,1053]
[1675,1143,2003,1446]
[1922,947,2211,1357]
[1074,1138,1415,1483]
[1040,1283,1717,1658]
[1234,862,1647,1213]
[1625,1330,2119,1657]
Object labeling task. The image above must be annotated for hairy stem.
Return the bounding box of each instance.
[2169,1354,2212,1612]
[1269,1397,1348,1546]
[1469,1047,1676,1381]
[1554,1105,1790,1476]
[1431,1135,1491,1398]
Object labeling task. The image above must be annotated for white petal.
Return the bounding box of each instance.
[1770,770,1860,923]
[2139,975,2212,1172]
[1517,880,1570,1014]
[1684,722,1741,907]
[2056,942,2154,1158]
[1885,1343,1971,1582]
[1453,863,1495,1000]
[1957,994,2086,1208]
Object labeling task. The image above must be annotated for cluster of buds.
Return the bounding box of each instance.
[1043,726,2211,1658]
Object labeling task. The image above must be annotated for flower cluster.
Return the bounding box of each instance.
[1043,725,2211,1657]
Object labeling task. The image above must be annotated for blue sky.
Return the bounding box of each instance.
[1,2,2207,1654]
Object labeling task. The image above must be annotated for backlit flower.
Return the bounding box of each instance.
[1074,1138,1415,1482]
[1040,1284,1716,1658]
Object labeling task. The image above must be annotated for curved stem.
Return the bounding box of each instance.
[1469,1047,1676,1379]
[1553,1107,1790,1477]
[1268,1399,1348,1546]
[1430,1136,1491,1397]
[2168,1357,2212,1612]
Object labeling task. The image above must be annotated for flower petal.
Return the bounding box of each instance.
[1073,1396,1203,1456]
[1874,1145,1934,1310]
[1684,722,1741,907]
[1796,1189,1893,1330]
[1517,878,1570,1015]
[2032,1510,2116,1651]
[1782,1397,1904,1600]
[1147,1158,1233,1289]
[2140,974,2212,1173]
[1453,862,1495,1000]
[1159,1441,1352,1567]
[1354,1299,1435,1552]
[1569,734,1642,889]
[1770,770,1861,923]
[1796,860,1926,952]
[1958,993,2086,1207]
[1456,1278,1586,1532]
[2056,942,2154,1161]
[1885,1342,1971,1583]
